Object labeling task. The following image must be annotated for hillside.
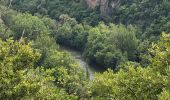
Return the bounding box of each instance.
[0,0,170,99]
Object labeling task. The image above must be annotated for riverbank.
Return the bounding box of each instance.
[59,45,105,80]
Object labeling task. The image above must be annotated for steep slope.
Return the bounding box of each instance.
[86,0,120,16]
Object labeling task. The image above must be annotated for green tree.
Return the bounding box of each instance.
[42,49,88,98]
[55,15,89,50]
[90,64,166,100]
[10,0,100,24]
[10,13,48,40]
[159,89,170,100]
[84,23,138,69]
[113,0,170,38]
[0,21,12,39]
[149,32,170,75]
[89,33,170,100]
[0,38,76,99]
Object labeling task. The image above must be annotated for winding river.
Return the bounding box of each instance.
[59,46,105,80]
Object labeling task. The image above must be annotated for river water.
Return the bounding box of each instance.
[59,46,105,80]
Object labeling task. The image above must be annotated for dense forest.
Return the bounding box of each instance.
[0,0,170,99]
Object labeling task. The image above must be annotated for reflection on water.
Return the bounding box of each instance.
[59,46,105,80]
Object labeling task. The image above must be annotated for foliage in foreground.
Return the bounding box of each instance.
[0,3,170,99]
[89,33,170,100]
[0,39,77,99]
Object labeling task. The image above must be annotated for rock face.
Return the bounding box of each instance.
[0,8,3,24]
[100,0,109,16]
[86,0,99,8]
[86,0,120,16]
[86,0,100,8]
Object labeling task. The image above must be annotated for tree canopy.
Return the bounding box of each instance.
[0,1,170,99]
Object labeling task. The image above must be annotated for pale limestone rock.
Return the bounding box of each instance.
[85,0,120,16]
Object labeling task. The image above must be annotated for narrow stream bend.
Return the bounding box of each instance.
[59,46,95,80]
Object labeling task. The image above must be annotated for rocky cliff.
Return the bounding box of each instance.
[86,0,120,16]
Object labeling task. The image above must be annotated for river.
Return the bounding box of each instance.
[59,46,105,80]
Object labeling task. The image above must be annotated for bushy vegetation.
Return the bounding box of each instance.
[89,33,170,99]
[54,14,90,50]
[112,0,170,38]
[0,0,170,99]
[6,0,100,25]
[0,39,76,99]
[84,23,138,69]
[0,8,87,99]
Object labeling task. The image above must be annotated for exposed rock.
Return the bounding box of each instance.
[86,0,99,8]
[86,0,120,16]
[0,10,3,24]
[100,0,109,16]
